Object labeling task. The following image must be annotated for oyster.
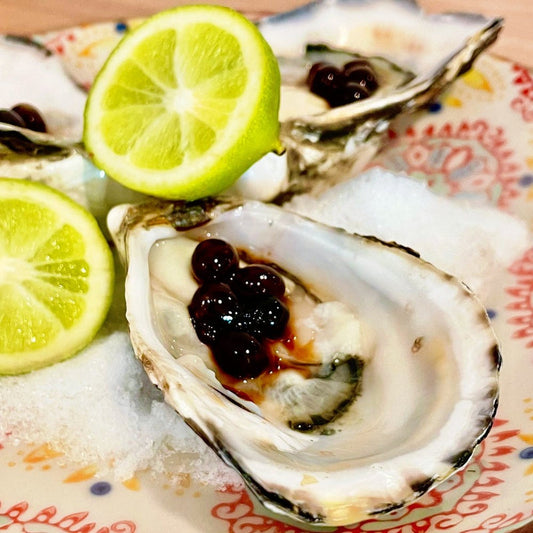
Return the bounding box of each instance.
[0,36,86,140]
[0,123,144,233]
[0,37,147,227]
[0,37,92,205]
[108,198,499,527]
[232,0,503,201]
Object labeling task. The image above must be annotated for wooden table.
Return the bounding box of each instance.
[0,0,532,68]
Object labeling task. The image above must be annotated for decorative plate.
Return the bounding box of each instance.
[0,9,532,533]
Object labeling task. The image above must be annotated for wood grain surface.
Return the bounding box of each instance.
[0,0,532,67]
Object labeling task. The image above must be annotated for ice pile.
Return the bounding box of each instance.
[287,168,531,300]
[0,330,240,487]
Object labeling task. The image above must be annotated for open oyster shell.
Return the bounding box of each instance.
[108,198,500,527]
[234,0,503,201]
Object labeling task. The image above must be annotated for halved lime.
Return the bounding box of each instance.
[0,178,114,374]
[84,5,282,200]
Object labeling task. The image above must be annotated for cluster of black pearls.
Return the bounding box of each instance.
[188,239,289,379]
[306,59,379,108]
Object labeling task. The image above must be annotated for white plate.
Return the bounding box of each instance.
[0,15,532,533]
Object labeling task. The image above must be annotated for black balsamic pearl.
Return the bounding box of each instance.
[338,82,371,106]
[232,264,285,300]
[343,61,379,92]
[11,103,47,132]
[306,63,345,102]
[0,108,25,128]
[191,238,239,283]
[247,296,289,339]
[211,331,269,379]
[188,282,240,343]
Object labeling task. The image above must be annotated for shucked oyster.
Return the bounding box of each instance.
[233,0,503,201]
[108,198,499,527]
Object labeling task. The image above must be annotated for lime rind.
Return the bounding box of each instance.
[84,5,281,200]
[0,178,114,374]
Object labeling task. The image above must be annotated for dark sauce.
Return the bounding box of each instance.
[186,238,365,433]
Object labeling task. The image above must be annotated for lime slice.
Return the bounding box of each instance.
[0,178,114,374]
[84,5,282,200]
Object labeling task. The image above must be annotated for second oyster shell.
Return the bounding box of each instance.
[234,0,504,201]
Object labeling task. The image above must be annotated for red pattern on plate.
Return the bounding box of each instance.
[210,419,529,533]
[45,31,76,56]
[506,247,533,350]
[511,64,533,122]
[368,120,521,208]
[0,501,136,532]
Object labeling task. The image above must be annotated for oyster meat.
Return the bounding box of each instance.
[108,198,499,527]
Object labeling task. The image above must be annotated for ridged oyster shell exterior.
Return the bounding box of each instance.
[108,198,500,527]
